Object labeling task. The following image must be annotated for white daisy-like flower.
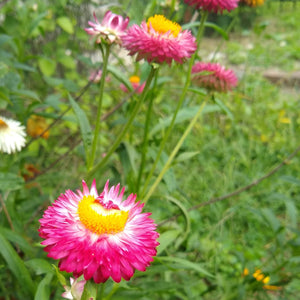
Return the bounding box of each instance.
[0,116,26,154]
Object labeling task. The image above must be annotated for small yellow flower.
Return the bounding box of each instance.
[253,269,262,279]
[242,0,265,7]
[27,115,49,139]
[243,268,249,276]
[263,276,270,284]
[263,285,282,291]
[129,75,141,84]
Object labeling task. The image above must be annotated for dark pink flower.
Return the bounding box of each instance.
[192,62,238,92]
[39,180,159,283]
[184,0,239,13]
[85,11,129,45]
[122,14,196,65]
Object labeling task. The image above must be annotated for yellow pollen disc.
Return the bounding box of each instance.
[147,15,181,38]
[0,118,8,129]
[129,75,140,84]
[78,195,128,235]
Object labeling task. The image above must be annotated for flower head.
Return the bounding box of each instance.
[240,0,264,6]
[192,62,238,93]
[122,14,197,65]
[39,180,159,283]
[85,11,129,45]
[120,75,146,94]
[184,0,239,13]
[27,115,49,139]
[0,116,26,154]
[62,278,86,300]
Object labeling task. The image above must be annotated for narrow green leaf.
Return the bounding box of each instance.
[57,16,74,34]
[182,22,228,40]
[120,142,139,176]
[280,175,300,186]
[157,230,180,255]
[187,87,207,96]
[214,97,234,120]
[107,66,132,91]
[285,200,298,228]
[25,258,54,275]
[149,105,220,137]
[0,233,35,296]
[0,173,24,191]
[175,151,199,163]
[34,273,53,300]
[11,89,40,102]
[14,62,36,72]
[68,93,92,159]
[164,196,191,248]
[28,11,48,36]
[0,227,34,256]
[204,22,229,40]
[261,208,281,232]
[53,264,67,287]
[156,256,214,277]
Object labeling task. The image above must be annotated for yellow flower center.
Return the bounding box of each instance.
[147,15,181,38]
[78,195,128,235]
[129,75,140,84]
[0,118,8,129]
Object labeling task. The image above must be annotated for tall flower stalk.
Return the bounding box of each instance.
[85,11,129,170]
[88,43,110,170]
[136,69,159,193]
[87,66,158,179]
[143,98,208,204]
[141,11,209,198]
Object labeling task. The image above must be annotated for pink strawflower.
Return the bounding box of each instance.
[120,75,146,94]
[85,11,129,45]
[184,0,239,13]
[89,70,102,83]
[39,180,159,283]
[192,62,238,92]
[122,14,197,65]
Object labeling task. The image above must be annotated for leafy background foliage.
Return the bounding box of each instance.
[0,0,300,299]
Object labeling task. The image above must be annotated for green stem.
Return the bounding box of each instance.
[88,44,111,170]
[99,282,105,299]
[87,66,158,180]
[136,70,159,193]
[143,99,208,204]
[141,11,209,198]
[81,280,98,300]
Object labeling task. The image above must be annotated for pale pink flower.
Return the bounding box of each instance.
[89,70,102,83]
[192,62,238,92]
[122,14,196,65]
[88,70,111,83]
[85,11,129,45]
[120,75,146,94]
[62,278,86,300]
[39,180,159,283]
[184,0,239,13]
